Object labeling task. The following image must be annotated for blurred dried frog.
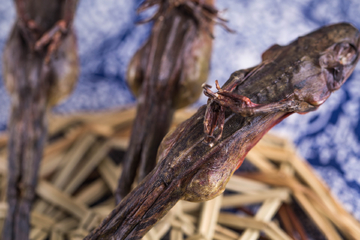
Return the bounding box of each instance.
[116,0,222,203]
[2,0,79,239]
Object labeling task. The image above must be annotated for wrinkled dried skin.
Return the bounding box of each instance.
[203,23,360,140]
[2,1,79,239]
[86,23,360,240]
[116,0,215,203]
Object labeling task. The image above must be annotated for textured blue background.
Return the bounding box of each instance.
[1,0,360,221]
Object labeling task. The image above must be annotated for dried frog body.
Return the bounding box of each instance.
[116,0,218,202]
[2,1,79,239]
[86,23,359,240]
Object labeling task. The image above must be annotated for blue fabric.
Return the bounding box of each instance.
[1,0,360,222]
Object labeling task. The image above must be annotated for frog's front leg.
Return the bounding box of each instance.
[35,0,78,63]
[34,21,69,63]
[202,67,258,141]
[16,0,77,63]
[203,80,317,140]
[208,81,316,114]
[203,97,225,142]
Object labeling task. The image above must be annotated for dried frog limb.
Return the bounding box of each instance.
[2,1,79,239]
[86,23,360,239]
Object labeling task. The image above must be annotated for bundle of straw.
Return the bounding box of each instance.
[0,106,359,240]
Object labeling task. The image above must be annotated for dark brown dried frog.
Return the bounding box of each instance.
[2,1,78,239]
[116,0,217,203]
[85,23,360,240]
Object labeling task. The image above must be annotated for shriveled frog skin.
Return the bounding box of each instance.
[85,23,360,240]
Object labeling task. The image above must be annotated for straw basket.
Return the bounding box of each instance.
[0,106,359,240]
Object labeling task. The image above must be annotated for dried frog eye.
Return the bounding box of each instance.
[334,42,358,65]
[332,65,344,82]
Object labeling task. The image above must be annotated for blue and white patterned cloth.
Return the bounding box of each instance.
[1,0,360,222]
